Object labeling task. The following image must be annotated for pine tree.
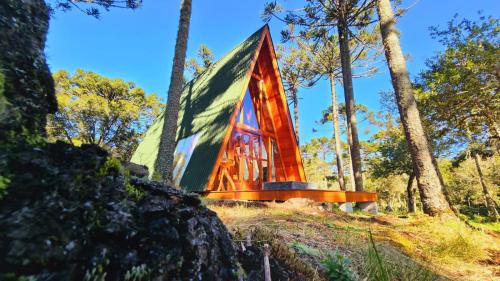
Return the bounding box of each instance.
[376,0,449,215]
[263,0,380,192]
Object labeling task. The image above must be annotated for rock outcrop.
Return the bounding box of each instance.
[0,0,57,138]
[0,142,240,280]
[0,1,241,280]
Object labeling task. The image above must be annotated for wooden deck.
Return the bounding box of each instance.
[202,189,377,203]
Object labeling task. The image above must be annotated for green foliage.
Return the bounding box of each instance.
[263,0,381,80]
[0,176,10,199]
[277,40,316,99]
[124,264,151,281]
[48,69,162,160]
[97,158,145,201]
[468,220,500,232]
[96,157,123,177]
[125,182,145,201]
[320,103,381,129]
[367,113,412,178]
[442,155,499,215]
[290,241,321,257]
[186,44,215,78]
[417,13,499,149]
[52,0,142,18]
[300,137,336,188]
[321,249,355,281]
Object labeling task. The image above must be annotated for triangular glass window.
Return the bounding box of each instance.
[236,89,259,129]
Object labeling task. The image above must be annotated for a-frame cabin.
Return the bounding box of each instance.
[132,26,377,204]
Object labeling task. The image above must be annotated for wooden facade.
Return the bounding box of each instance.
[132,25,377,203]
[207,27,305,192]
[204,27,377,203]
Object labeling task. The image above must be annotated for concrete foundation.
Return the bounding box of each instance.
[263,181,317,190]
[338,202,353,213]
[357,201,378,214]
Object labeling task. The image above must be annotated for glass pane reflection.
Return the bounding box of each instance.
[236,89,259,128]
[173,133,200,186]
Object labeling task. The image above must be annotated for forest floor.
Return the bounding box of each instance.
[207,200,500,281]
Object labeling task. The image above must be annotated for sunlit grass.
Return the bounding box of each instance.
[468,220,500,232]
[208,200,499,281]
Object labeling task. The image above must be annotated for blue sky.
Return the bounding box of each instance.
[46,0,499,144]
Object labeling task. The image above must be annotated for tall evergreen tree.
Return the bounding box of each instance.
[154,0,192,184]
[310,32,378,190]
[376,0,449,215]
[277,42,315,145]
[263,0,380,191]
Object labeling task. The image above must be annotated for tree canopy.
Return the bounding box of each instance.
[47,69,162,160]
[417,14,500,152]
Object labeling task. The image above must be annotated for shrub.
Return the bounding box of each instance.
[321,249,356,281]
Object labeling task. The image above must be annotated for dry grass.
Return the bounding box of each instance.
[207,200,500,281]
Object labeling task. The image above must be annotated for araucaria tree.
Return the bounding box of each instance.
[277,42,315,145]
[47,70,162,161]
[263,0,380,192]
[315,36,348,190]
[309,31,378,191]
[376,0,449,215]
[186,44,215,78]
[155,0,192,184]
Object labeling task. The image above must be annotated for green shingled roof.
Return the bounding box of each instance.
[131,26,266,191]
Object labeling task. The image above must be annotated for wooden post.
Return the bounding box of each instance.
[246,232,252,247]
[263,243,272,281]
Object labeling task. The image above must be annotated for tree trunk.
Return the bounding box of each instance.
[337,6,364,192]
[488,120,500,154]
[406,172,416,213]
[154,0,192,184]
[292,90,300,145]
[346,121,356,192]
[329,74,346,190]
[377,0,449,216]
[473,153,499,222]
[431,154,465,220]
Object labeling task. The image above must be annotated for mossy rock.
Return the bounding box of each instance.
[0,141,240,280]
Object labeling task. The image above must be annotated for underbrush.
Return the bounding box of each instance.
[208,200,499,281]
